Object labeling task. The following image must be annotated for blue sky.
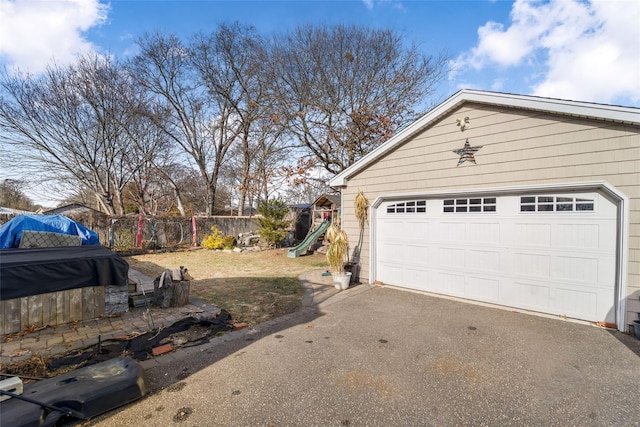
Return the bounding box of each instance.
[1,0,639,107]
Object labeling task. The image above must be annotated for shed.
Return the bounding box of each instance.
[329,89,640,333]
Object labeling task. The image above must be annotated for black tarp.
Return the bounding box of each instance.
[0,246,128,300]
[48,312,234,369]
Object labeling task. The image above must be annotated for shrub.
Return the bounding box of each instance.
[257,198,290,248]
[222,235,236,249]
[202,225,225,249]
[113,228,136,251]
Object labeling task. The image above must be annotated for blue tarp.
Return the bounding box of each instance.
[0,214,100,249]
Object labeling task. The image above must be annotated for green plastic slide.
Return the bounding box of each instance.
[287,220,330,258]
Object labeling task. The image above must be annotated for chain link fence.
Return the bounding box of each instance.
[1,212,259,252]
[108,216,259,251]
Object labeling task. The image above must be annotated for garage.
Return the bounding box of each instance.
[328,90,639,331]
[374,191,618,323]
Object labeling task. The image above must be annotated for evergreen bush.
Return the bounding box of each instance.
[257,198,290,247]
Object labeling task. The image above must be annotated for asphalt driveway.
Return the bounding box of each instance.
[95,285,640,427]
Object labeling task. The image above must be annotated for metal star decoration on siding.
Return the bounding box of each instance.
[453,139,483,166]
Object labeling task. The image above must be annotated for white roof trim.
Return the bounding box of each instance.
[329,89,640,187]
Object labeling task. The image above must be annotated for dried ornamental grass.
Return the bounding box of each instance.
[326,228,349,274]
[355,189,369,229]
[325,222,340,243]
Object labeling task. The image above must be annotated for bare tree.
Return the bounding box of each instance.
[0,179,35,210]
[124,133,188,216]
[192,23,300,216]
[132,32,242,215]
[0,55,163,214]
[270,24,449,174]
[149,163,187,216]
[191,23,265,216]
[174,168,209,214]
[1,25,448,214]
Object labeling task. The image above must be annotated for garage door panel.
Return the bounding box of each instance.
[554,287,599,318]
[404,244,429,265]
[408,221,429,241]
[378,220,404,240]
[552,255,599,282]
[437,272,465,296]
[377,263,403,284]
[555,223,600,249]
[466,276,500,302]
[514,282,551,309]
[468,223,500,243]
[514,223,552,247]
[467,249,501,272]
[377,242,405,265]
[598,256,617,286]
[375,192,617,323]
[435,222,466,242]
[514,253,551,278]
[597,221,617,252]
[438,247,465,268]
[404,267,428,289]
[378,220,429,242]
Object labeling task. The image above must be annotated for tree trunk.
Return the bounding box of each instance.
[173,186,186,217]
[113,189,125,216]
[206,182,216,216]
[95,192,116,216]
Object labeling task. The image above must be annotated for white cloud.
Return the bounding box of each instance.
[0,0,109,74]
[362,0,404,12]
[490,78,506,92]
[454,0,640,105]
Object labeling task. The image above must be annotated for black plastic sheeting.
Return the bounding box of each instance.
[0,246,128,300]
[48,311,234,371]
[1,357,147,427]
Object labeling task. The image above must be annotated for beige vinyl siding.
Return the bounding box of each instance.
[340,103,640,330]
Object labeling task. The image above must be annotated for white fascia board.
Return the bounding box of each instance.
[329,89,640,188]
[463,90,640,124]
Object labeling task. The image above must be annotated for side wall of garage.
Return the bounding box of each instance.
[339,103,640,331]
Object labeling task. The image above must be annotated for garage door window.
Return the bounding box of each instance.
[520,196,594,212]
[386,200,426,214]
[443,197,496,213]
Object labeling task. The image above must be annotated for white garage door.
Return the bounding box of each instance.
[375,192,618,323]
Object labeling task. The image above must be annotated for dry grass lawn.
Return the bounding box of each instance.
[124,248,328,325]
